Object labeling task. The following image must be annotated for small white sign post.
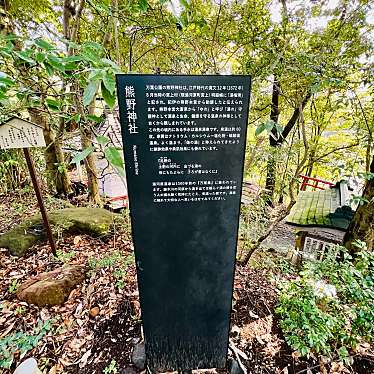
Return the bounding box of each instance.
[0,117,56,256]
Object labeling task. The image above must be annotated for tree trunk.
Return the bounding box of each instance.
[29,109,71,195]
[80,125,101,204]
[265,77,280,200]
[265,86,312,203]
[343,156,374,252]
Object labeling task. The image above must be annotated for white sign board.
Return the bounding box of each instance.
[0,117,46,149]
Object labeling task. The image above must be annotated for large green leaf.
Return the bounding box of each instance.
[83,80,99,107]
[103,72,116,94]
[14,51,35,64]
[70,146,94,164]
[104,147,124,176]
[81,42,104,64]
[101,82,116,108]
[255,120,275,137]
[34,38,55,51]
[47,56,65,72]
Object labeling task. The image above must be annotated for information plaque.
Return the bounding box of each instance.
[116,75,251,371]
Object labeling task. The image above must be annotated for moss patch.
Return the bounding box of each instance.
[0,207,123,257]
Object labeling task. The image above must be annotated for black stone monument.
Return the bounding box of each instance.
[116,75,251,371]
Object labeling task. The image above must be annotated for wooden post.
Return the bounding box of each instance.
[23,148,57,256]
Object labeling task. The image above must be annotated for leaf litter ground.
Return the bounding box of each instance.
[1,191,374,374]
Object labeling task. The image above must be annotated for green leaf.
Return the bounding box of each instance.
[138,0,148,11]
[47,56,65,72]
[88,69,104,81]
[104,147,124,176]
[101,82,116,108]
[0,47,12,58]
[14,51,35,64]
[63,55,83,63]
[0,33,19,41]
[34,38,55,51]
[101,58,120,70]
[45,98,60,110]
[0,73,14,87]
[255,120,276,137]
[180,0,189,8]
[103,72,116,94]
[70,146,94,164]
[81,42,104,64]
[35,52,46,63]
[87,114,104,123]
[83,80,99,107]
[68,113,81,123]
[43,62,54,76]
[96,135,110,145]
[64,62,78,71]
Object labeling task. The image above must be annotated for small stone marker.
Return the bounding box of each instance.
[13,358,41,374]
[117,74,251,371]
[0,117,56,256]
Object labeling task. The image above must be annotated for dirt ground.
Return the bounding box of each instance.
[1,191,374,374]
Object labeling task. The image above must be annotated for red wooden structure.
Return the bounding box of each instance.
[299,174,335,191]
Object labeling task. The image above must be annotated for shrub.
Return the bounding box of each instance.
[276,244,374,363]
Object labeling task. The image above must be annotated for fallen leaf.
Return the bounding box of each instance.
[89,307,100,317]
[74,236,82,246]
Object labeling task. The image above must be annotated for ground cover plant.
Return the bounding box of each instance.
[277,243,374,367]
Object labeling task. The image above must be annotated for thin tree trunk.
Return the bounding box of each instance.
[29,109,71,194]
[80,125,101,204]
[343,156,374,252]
[265,77,280,200]
[265,88,312,203]
[244,137,264,175]
[241,103,310,265]
[112,0,120,65]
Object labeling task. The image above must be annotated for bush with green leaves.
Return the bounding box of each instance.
[0,320,52,369]
[276,243,374,363]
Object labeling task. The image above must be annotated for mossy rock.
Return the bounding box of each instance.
[17,264,87,306]
[0,207,123,257]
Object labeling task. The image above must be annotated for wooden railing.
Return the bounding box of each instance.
[299,175,335,191]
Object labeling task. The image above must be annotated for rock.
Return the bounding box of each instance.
[17,264,87,306]
[131,342,146,370]
[120,367,137,374]
[13,358,41,374]
[227,358,245,374]
[0,207,123,256]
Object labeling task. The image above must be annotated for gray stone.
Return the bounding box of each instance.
[227,358,245,374]
[13,358,41,374]
[120,367,137,374]
[131,342,146,370]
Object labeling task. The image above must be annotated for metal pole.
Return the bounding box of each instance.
[23,148,57,256]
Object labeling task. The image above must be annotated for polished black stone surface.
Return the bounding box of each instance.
[117,75,251,371]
